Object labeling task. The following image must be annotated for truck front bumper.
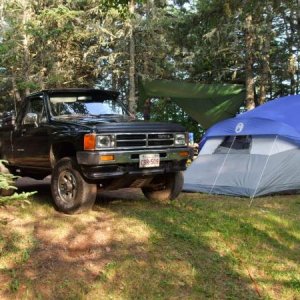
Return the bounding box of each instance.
[76,148,190,181]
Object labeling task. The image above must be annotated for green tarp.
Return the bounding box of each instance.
[139,79,246,129]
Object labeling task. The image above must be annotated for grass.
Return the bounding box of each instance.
[0,189,300,299]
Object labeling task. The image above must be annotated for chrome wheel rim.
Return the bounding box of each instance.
[58,170,77,203]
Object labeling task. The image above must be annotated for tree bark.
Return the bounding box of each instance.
[297,0,300,94]
[290,57,296,95]
[143,98,151,121]
[128,0,136,114]
[258,36,270,105]
[11,74,22,113]
[289,7,296,95]
[282,3,297,95]
[0,1,4,30]
[297,0,300,32]
[11,75,21,102]
[22,0,31,96]
[245,14,255,110]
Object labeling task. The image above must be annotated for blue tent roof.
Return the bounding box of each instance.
[203,95,300,145]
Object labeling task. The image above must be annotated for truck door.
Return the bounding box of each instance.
[13,96,51,168]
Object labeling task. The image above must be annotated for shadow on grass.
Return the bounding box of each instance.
[96,194,257,299]
[15,177,53,206]
[95,190,300,299]
[1,183,299,299]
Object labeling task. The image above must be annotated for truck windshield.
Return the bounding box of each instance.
[49,95,129,118]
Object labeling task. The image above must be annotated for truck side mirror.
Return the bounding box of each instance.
[23,113,38,127]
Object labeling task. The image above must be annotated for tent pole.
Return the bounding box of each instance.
[209,136,236,194]
[249,135,278,206]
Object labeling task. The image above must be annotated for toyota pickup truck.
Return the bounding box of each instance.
[0,89,190,213]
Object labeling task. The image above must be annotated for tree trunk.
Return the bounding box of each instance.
[0,1,4,29]
[282,4,297,95]
[23,33,31,96]
[245,14,255,110]
[128,0,136,114]
[258,37,270,105]
[290,7,297,95]
[11,75,22,113]
[22,0,31,96]
[143,98,151,121]
[297,0,300,94]
[297,0,300,32]
[290,61,296,95]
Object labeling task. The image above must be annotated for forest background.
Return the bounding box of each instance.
[0,0,299,141]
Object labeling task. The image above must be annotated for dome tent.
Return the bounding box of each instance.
[184,95,300,197]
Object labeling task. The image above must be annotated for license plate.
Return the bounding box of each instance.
[139,154,160,168]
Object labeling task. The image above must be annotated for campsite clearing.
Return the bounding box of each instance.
[0,181,299,299]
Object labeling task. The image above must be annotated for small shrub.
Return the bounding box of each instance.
[0,160,35,206]
[0,160,17,192]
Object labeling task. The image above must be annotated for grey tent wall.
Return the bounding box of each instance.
[183,147,300,197]
[209,136,236,194]
[250,135,278,202]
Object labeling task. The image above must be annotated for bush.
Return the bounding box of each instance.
[0,163,16,191]
[0,160,35,206]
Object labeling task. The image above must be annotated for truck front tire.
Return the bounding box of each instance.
[142,171,184,202]
[51,157,97,214]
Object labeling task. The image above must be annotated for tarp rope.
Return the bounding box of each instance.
[209,136,236,194]
[249,135,278,206]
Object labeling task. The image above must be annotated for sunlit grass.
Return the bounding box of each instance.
[0,191,299,299]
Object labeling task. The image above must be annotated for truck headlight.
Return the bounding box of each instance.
[174,133,187,146]
[96,135,115,148]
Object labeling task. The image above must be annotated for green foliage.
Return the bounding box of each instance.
[148,99,202,141]
[0,192,36,206]
[169,0,300,101]
[9,278,20,293]
[0,161,16,192]
[0,0,299,130]
[0,160,35,206]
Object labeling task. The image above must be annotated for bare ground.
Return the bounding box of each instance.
[0,177,149,299]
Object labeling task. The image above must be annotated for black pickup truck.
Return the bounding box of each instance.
[0,89,190,213]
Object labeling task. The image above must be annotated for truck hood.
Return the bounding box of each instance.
[51,117,186,133]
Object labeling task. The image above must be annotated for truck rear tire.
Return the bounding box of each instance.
[0,161,15,197]
[51,157,97,214]
[142,171,184,202]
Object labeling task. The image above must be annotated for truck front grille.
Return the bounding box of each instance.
[116,133,175,148]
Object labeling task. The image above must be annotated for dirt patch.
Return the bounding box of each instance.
[0,179,149,299]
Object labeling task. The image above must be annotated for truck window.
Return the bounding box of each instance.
[49,95,127,117]
[23,97,46,125]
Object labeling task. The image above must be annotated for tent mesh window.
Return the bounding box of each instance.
[214,135,252,154]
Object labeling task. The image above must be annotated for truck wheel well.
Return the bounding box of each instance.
[51,143,77,167]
